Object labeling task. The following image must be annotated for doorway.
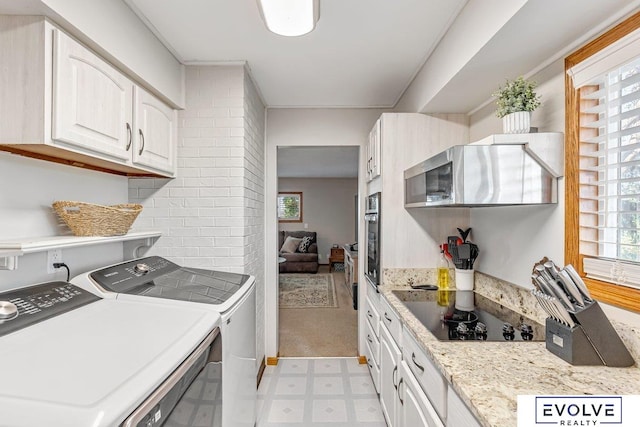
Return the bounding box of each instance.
[276,146,360,357]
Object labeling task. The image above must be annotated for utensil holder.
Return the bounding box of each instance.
[455,269,474,291]
[545,300,634,367]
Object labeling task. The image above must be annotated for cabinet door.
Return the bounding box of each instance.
[398,361,444,427]
[52,29,133,161]
[380,325,401,427]
[133,86,177,175]
[370,118,381,179]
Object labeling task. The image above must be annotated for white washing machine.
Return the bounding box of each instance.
[71,256,257,427]
[0,280,221,427]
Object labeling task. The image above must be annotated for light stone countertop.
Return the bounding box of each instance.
[379,277,640,427]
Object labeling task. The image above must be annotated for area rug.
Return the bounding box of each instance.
[279,274,338,308]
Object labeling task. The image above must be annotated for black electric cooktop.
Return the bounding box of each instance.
[399,290,544,342]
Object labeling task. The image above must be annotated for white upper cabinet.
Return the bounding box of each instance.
[0,16,176,178]
[52,29,134,162]
[133,87,176,175]
[367,118,381,182]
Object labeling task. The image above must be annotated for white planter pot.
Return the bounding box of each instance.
[502,111,531,134]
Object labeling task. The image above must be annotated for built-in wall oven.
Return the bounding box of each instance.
[364,192,381,287]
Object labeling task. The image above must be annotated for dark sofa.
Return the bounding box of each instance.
[278,230,319,273]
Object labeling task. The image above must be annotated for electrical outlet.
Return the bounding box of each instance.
[47,249,62,274]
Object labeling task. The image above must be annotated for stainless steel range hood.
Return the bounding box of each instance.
[404,133,564,208]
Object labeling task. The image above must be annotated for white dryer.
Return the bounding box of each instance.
[71,256,257,427]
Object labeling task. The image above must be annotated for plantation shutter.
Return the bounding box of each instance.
[568,28,640,289]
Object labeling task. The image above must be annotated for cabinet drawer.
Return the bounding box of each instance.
[399,361,444,427]
[380,296,402,346]
[364,340,380,393]
[402,327,447,423]
[447,387,481,427]
[366,279,381,311]
[365,313,380,366]
[365,295,380,338]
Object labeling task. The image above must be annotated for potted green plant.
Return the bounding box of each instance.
[492,76,541,134]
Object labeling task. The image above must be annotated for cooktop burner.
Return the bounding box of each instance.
[400,290,544,342]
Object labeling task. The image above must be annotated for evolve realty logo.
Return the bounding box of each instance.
[535,396,621,425]
[516,396,640,427]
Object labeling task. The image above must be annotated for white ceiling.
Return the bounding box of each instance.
[278,146,359,178]
[123,0,466,108]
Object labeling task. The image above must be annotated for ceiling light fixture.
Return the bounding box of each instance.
[257,0,320,37]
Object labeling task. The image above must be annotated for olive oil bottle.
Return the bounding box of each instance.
[437,248,450,290]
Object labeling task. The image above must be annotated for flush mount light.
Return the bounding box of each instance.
[257,0,320,37]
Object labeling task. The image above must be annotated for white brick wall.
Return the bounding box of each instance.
[129,65,266,368]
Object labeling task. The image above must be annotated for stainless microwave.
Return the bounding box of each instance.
[404,144,558,207]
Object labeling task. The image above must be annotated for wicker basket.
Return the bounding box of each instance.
[52,201,143,237]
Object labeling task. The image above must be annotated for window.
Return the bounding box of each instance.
[277,192,303,222]
[566,12,640,312]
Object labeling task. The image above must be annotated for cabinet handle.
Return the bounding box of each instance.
[367,358,373,369]
[138,129,145,155]
[125,123,132,151]
[367,310,373,318]
[397,377,404,405]
[384,313,392,323]
[392,365,398,390]
[411,352,425,373]
[367,334,373,344]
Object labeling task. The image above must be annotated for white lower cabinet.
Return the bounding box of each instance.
[380,324,401,427]
[364,339,381,392]
[398,361,444,427]
[447,387,482,427]
[370,295,483,427]
[402,328,447,422]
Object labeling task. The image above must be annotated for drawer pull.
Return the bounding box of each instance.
[367,358,373,369]
[367,334,373,344]
[392,365,398,389]
[411,352,425,373]
[367,310,373,318]
[384,313,392,323]
[397,377,404,405]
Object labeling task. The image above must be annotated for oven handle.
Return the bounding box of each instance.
[121,327,219,427]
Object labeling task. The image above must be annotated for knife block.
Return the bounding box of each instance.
[545,300,635,367]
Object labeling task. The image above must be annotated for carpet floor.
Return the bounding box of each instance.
[279,266,358,357]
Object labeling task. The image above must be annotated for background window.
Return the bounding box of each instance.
[278,192,303,222]
[566,13,640,311]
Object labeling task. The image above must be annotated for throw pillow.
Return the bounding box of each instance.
[298,236,313,253]
[280,236,302,254]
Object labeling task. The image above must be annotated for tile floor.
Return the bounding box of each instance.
[257,357,388,427]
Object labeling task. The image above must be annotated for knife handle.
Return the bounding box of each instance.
[557,269,585,307]
[563,264,592,301]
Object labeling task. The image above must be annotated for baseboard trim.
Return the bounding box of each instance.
[257,356,266,388]
[358,355,367,365]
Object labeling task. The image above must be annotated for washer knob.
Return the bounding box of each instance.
[0,301,18,320]
[134,263,150,274]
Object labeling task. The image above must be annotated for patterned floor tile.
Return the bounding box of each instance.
[313,376,345,395]
[257,357,387,427]
[274,376,308,396]
[312,399,348,422]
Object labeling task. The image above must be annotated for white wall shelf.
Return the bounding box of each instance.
[0,230,161,270]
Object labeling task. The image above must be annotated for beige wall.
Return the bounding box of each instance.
[278,178,357,264]
[468,58,566,290]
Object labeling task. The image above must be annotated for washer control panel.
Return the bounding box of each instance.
[91,256,180,293]
[0,282,100,337]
